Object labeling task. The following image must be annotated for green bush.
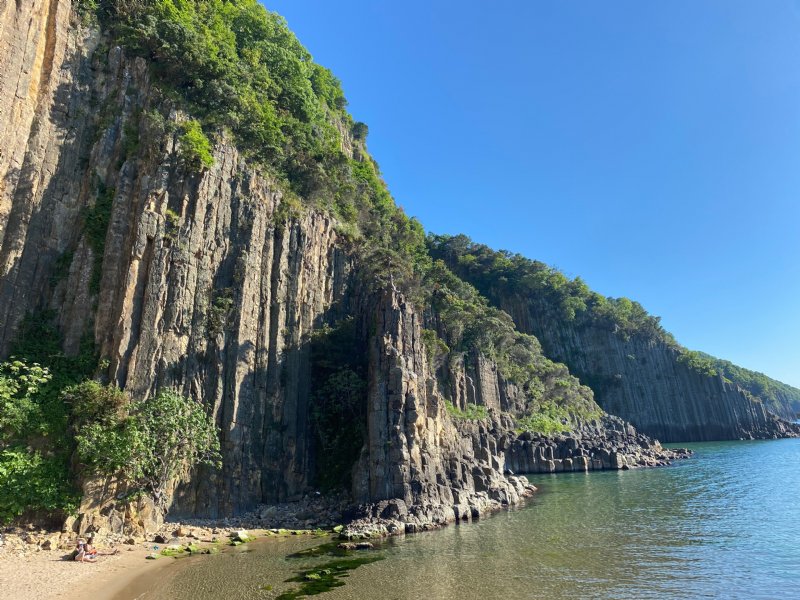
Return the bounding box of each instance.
[445,401,489,421]
[0,351,220,522]
[0,311,100,523]
[351,121,368,141]
[0,360,52,438]
[73,388,221,509]
[179,119,214,170]
[0,358,81,523]
[516,401,603,436]
[65,380,128,427]
[516,402,571,436]
[0,448,78,524]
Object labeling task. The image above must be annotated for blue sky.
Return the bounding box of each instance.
[267,0,800,388]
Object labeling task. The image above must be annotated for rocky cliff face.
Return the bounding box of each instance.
[427,236,800,444]
[0,1,522,528]
[346,291,533,535]
[0,2,357,519]
[0,1,684,537]
[476,295,799,443]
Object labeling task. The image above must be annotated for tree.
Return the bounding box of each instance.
[74,388,221,511]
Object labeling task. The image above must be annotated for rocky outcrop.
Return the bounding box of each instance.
[497,297,800,442]
[347,291,534,536]
[505,415,689,474]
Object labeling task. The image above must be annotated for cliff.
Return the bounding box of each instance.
[0,1,686,537]
[428,235,800,442]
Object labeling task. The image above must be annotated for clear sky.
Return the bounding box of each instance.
[266,0,800,388]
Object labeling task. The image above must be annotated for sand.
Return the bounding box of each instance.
[0,545,173,600]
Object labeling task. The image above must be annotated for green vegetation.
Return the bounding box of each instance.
[83,182,115,293]
[445,401,489,421]
[695,352,800,417]
[0,447,76,525]
[208,288,234,334]
[278,542,385,599]
[421,260,599,424]
[71,385,221,509]
[0,312,99,522]
[94,1,345,203]
[178,119,214,170]
[427,234,800,421]
[427,234,674,343]
[677,350,718,378]
[0,354,83,522]
[0,310,219,523]
[420,328,450,371]
[80,0,432,296]
[515,401,598,436]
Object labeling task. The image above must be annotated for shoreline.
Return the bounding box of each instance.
[1,453,692,600]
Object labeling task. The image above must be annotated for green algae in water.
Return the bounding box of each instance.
[275,554,385,599]
[285,541,350,559]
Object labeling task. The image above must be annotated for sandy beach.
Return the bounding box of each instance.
[0,524,334,600]
[0,545,172,600]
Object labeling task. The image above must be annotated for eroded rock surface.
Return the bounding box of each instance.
[0,1,690,539]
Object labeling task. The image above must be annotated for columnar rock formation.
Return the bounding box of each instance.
[0,1,691,536]
[496,297,800,442]
[428,238,800,443]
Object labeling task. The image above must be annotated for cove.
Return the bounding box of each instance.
[118,439,800,599]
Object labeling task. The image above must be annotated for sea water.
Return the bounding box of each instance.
[122,439,800,600]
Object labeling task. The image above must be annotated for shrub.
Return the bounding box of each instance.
[0,360,52,438]
[0,448,77,524]
[351,121,368,141]
[516,402,572,436]
[445,401,489,421]
[0,353,220,522]
[74,388,221,510]
[179,120,214,170]
[65,380,128,427]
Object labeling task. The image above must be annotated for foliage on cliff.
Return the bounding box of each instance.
[421,260,601,424]
[0,361,77,523]
[90,0,598,433]
[0,313,219,523]
[427,234,800,421]
[0,313,98,522]
[697,352,800,417]
[71,384,221,509]
[90,1,406,244]
[427,234,674,343]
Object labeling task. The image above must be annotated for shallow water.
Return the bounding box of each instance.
[123,439,800,600]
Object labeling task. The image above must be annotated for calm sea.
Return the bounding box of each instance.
[122,439,800,600]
